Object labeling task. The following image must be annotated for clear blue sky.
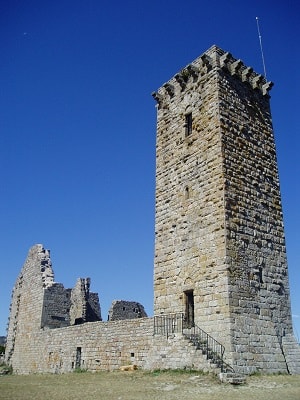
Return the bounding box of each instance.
[0,0,299,339]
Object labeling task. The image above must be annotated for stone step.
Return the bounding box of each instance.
[282,334,300,374]
[219,372,246,385]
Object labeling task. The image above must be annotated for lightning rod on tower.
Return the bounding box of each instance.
[256,17,267,79]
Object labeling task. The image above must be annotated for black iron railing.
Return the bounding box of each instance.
[154,313,184,337]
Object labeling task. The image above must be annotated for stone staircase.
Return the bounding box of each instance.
[153,314,246,383]
[183,326,246,384]
[282,334,300,374]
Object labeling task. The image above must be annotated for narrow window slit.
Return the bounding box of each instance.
[185,113,192,136]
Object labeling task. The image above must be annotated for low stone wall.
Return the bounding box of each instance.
[12,318,153,374]
[9,316,231,375]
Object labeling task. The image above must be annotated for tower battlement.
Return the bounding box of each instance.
[152,45,273,109]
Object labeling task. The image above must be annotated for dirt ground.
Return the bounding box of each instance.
[1,370,300,400]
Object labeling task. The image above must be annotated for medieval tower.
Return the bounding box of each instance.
[152,45,298,373]
[5,45,300,375]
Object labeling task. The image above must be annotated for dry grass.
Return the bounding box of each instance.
[0,370,300,400]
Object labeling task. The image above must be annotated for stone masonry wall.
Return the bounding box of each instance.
[152,45,299,374]
[5,245,52,366]
[11,318,153,374]
[108,300,147,321]
[216,49,294,373]
[41,283,71,328]
[153,47,233,351]
[5,246,227,375]
[69,278,102,325]
[5,245,102,366]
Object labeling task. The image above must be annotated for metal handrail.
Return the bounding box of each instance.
[184,324,225,371]
[154,313,184,337]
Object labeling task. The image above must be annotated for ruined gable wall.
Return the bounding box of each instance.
[5,245,53,365]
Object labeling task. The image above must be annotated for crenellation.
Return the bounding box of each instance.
[230,59,243,75]
[242,66,253,82]
[163,82,175,97]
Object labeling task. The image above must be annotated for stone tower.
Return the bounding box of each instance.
[152,45,299,373]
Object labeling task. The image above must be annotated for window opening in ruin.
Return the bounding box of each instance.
[75,347,82,368]
[185,113,192,136]
[130,352,135,357]
[184,290,194,328]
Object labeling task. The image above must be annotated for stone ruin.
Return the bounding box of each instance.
[4,45,300,376]
[108,300,147,321]
[10,244,146,332]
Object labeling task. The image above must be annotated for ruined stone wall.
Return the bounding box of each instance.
[69,278,101,325]
[108,300,147,321]
[4,246,228,376]
[5,245,53,366]
[87,292,102,322]
[5,244,102,366]
[41,284,71,328]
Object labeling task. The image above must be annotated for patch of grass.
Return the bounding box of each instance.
[0,370,299,400]
[150,367,207,375]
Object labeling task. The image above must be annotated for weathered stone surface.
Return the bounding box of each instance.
[153,45,299,374]
[108,300,147,321]
[219,372,246,385]
[282,334,300,374]
[70,278,101,325]
[5,244,102,370]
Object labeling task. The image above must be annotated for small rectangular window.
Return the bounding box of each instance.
[185,113,192,136]
[75,347,82,368]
